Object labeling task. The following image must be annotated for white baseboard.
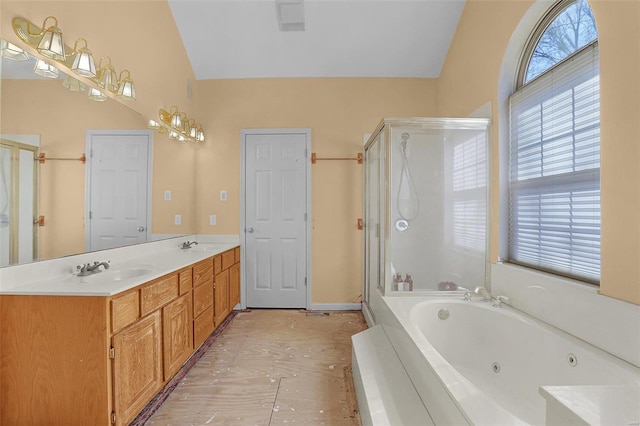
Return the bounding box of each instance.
[309,303,362,311]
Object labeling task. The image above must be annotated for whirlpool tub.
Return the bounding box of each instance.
[369,297,640,425]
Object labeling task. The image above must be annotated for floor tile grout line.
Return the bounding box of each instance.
[268,377,284,425]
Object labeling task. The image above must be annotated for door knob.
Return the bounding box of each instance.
[247,227,254,233]
[137,226,145,232]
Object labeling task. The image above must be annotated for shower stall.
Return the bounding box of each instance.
[363,118,491,305]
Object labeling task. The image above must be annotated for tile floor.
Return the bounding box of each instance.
[145,309,367,425]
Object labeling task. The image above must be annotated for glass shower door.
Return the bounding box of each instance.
[0,140,38,267]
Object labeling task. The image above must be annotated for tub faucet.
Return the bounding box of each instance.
[473,286,491,301]
[492,295,511,308]
[181,241,198,249]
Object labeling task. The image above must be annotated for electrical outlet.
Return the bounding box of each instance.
[164,190,172,201]
[175,214,182,225]
[220,190,227,201]
[210,215,217,225]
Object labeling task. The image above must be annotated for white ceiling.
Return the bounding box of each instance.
[168,0,467,80]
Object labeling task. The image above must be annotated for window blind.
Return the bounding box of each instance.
[509,43,600,282]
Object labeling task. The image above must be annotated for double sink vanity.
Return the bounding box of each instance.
[0,236,240,425]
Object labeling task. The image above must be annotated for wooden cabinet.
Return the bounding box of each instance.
[214,248,241,326]
[0,246,240,425]
[141,274,179,316]
[214,268,230,326]
[192,257,214,348]
[112,311,163,426]
[230,262,240,308]
[111,289,140,334]
[179,268,192,295]
[162,293,193,380]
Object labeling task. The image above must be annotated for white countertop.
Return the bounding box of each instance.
[0,236,238,296]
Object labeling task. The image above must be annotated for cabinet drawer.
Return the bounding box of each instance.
[141,274,179,316]
[193,258,213,288]
[193,281,213,318]
[213,255,222,275]
[179,269,192,295]
[234,247,240,263]
[222,250,235,270]
[111,290,140,334]
[193,305,214,348]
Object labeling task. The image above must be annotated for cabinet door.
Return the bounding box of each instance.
[162,293,193,380]
[112,311,162,426]
[229,262,240,308]
[214,269,230,327]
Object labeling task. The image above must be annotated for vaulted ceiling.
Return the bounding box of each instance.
[168,0,466,80]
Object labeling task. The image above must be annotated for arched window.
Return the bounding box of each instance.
[508,0,600,283]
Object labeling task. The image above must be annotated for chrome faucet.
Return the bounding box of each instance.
[492,295,511,308]
[77,261,110,276]
[180,241,198,249]
[473,286,491,301]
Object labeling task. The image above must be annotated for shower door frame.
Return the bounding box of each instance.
[0,138,39,266]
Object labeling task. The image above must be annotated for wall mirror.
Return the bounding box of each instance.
[0,43,196,267]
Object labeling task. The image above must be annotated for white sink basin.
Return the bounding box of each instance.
[81,266,157,284]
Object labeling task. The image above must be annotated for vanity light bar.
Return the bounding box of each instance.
[12,16,136,101]
[157,107,205,143]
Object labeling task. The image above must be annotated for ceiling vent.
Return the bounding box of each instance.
[276,0,305,31]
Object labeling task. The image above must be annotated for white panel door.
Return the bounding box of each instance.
[88,132,150,252]
[244,131,308,308]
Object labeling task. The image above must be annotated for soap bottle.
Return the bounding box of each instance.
[393,273,404,291]
[404,274,413,292]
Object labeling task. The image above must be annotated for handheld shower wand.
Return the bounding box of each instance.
[395,132,420,231]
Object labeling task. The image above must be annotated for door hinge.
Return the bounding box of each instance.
[304,213,307,221]
[109,347,115,359]
[304,277,307,287]
[111,411,116,424]
[90,149,93,158]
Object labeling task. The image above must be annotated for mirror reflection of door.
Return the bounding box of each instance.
[0,136,39,267]
[86,130,152,252]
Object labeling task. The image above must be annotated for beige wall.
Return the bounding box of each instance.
[437,0,640,305]
[195,78,437,303]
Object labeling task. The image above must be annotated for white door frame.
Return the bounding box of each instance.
[240,128,312,310]
[84,130,154,252]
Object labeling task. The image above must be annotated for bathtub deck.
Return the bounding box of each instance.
[352,325,434,426]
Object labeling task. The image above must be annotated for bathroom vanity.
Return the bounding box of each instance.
[0,239,240,426]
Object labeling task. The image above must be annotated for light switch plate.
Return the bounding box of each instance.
[220,190,227,201]
[175,214,181,225]
[210,215,217,225]
[164,190,171,201]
